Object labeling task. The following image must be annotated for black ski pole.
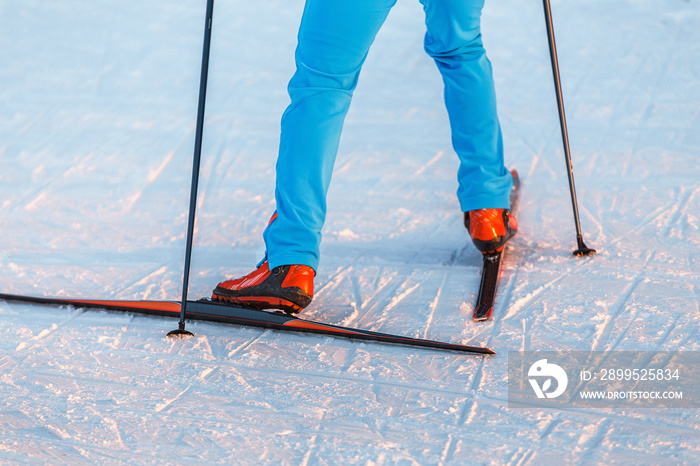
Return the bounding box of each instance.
[168,0,216,337]
[542,0,596,257]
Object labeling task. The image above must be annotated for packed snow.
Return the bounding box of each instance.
[1,0,699,464]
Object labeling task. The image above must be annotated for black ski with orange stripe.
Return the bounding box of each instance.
[473,169,521,321]
[0,293,494,355]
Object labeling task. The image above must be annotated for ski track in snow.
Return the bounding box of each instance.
[2,0,700,464]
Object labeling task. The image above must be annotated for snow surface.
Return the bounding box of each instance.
[1,0,699,464]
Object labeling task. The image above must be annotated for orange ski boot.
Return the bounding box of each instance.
[212,260,314,314]
[464,208,518,254]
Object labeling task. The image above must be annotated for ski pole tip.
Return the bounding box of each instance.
[573,247,596,257]
[167,328,195,338]
[573,244,596,257]
[573,237,596,257]
[167,321,195,338]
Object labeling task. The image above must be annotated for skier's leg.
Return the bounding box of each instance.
[420,0,512,212]
[264,0,397,272]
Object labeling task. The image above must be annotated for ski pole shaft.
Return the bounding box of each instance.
[169,0,216,337]
[542,0,595,257]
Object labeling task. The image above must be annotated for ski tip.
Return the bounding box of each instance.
[444,342,495,355]
[473,303,493,321]
[437,341,495,355]
[510,168,520,187]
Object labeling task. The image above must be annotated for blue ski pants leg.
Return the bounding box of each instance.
[420,0,512,212]
[264,0,397,271]
[264,0,511,272]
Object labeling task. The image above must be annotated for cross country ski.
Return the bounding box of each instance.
[473,169,521,321]
[0,293,494,355]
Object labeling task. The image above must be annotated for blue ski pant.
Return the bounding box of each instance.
[264,0,513,272]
